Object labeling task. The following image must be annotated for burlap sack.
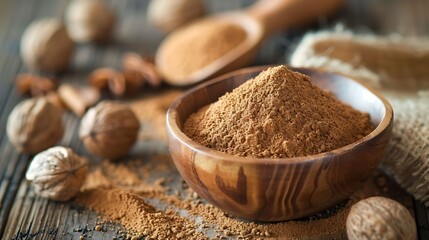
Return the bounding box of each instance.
[290,31,429,206]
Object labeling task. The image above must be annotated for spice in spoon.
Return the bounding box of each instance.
[160,18,246,80]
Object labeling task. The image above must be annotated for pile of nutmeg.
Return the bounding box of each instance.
[8,97,140,200]
[8,0,209,203]
[7,0,210,204]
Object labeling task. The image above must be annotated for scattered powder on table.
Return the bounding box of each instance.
[82,160,166,196]
[184,65,374,158]
[156,191,352,239]
[76,159,352,239]
[188,199,351,239]
[81,167,112,190]
[75,188,204,239]
[130,90,183,142]
[160,19,246,80]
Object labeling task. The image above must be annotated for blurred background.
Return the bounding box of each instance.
[0,0,428,74]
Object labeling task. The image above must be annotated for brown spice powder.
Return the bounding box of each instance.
[184,66,373,158]
[190,201,351,239]
[77,159,351,239]
[75,188,205,240]
[130,90,183,142]
[156,190,352,239]
[82,160,166,196]
[161,19,246,80]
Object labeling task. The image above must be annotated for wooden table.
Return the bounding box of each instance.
[1,0,428,239]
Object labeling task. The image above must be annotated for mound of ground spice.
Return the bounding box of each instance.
[184,66,373,158]
[160,19,246,80]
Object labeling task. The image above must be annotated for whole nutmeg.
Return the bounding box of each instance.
[79,101,140,160]
[347,196,417,240]
[26,146,88,201]
[7,97,64,154]
[20,18,74,72]
[147,0,206,33]
[65,0,116,43]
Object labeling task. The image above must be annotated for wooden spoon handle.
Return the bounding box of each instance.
[247,0,343,35]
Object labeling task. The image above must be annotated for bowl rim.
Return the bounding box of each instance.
[166,65,394,164]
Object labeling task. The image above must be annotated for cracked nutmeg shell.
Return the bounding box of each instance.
[346,196,417,240]
[7,97,64,154]
[79,101,140,160]
[26,146,88,201]
[20,18,74,72]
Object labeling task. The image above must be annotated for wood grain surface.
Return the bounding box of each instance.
[0,0,428,239]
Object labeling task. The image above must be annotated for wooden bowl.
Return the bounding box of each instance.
[166,66,393,221]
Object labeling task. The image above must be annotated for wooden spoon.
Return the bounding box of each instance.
[156,0,343,86]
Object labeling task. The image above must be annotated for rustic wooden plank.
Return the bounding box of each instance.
[415,200,429,240]
[0,59,15,116]
[0,152,30,236]
[0,2,20,59]
[3,113,82,236]
[0,0,53,122]
[0,0,56,232]
[0,56,21,139]
[0,59,33,234]
[0,0,13,36]
[0,0,428,239]
[1,0,131,238]
[1,0,41,59]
